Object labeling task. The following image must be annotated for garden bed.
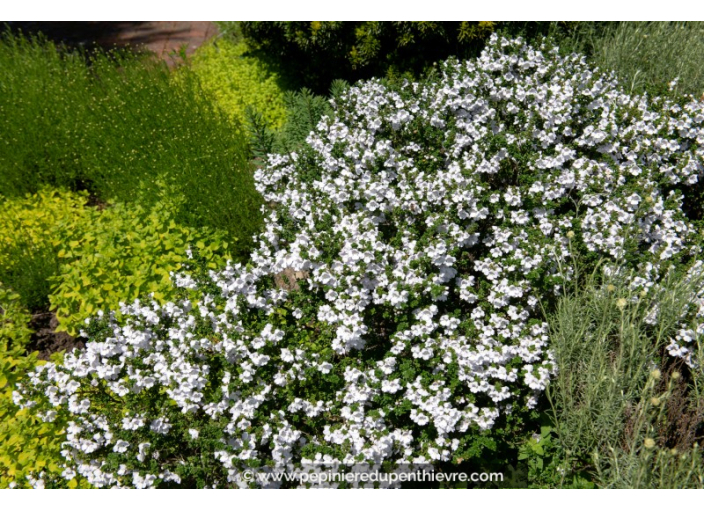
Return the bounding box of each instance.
[1,21,704,490]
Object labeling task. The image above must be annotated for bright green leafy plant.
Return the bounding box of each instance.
[50,200,231,336]
[0,190,88,312]
[0,189,231,337]
[190,38,287,130]
[0,288,83,488]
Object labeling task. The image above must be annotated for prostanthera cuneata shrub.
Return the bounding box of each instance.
[14,36,704,488]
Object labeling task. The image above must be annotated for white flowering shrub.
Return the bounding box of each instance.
[14,36,704,488]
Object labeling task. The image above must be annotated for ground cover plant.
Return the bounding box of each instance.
[11,35,704,488]
[0,190,88,313]
[49,199,232,336]
[0,32,261,258]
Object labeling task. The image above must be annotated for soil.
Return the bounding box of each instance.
[27,311,85,361]
[274,268,309,292]
[2,22,219,65]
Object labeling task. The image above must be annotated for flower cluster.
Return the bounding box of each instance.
[659,261,704,368]
[15,35,704,488]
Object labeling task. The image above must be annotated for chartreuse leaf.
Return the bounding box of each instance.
[0,288,83,488]
[48,200,231,335]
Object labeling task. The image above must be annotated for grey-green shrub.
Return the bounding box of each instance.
[546,265,704,488]
[565,22,704,98]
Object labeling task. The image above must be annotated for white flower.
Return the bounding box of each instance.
[113,440,129,453]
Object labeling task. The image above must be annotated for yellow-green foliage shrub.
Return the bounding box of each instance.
[50,201,231,336]
[1,190,231,336]
[190,39,287,129]
[0,190,88,311]
[0,190,232,487]
[0,288,80,488]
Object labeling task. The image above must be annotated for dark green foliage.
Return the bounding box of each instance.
[237,21,573,94]
[247,86,343,160]
[0,32,261,258]
[237,21,704,101]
